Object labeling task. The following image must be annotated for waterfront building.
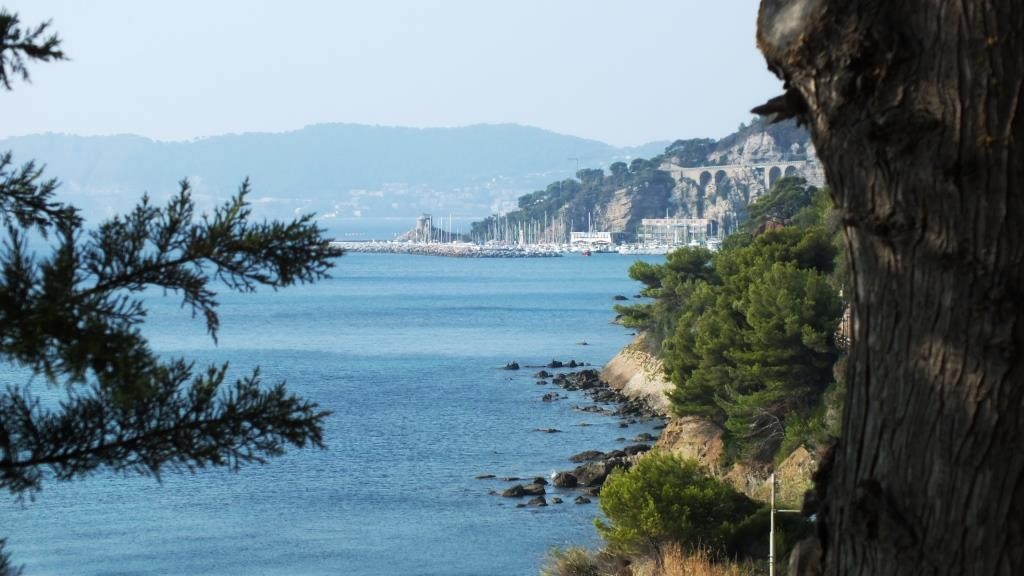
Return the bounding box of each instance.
[636,218,718,246]
[570,231,614,250]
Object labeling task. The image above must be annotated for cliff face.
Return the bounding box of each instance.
[600,334,674,415]
[663,120,826,235]
[606,334,816,507]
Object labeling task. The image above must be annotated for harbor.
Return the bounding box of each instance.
[330,213,723,258]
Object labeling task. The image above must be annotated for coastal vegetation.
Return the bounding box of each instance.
[541,177,841,575]
[595,452,759,556]
[618,177,844,462]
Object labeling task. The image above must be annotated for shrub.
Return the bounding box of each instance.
[539,547,609,576]
[595,452,759,555]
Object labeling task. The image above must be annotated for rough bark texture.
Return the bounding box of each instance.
[756,1,1024,574]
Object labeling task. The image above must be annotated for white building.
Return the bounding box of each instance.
[636,218,716,246]
[570,231,613,250]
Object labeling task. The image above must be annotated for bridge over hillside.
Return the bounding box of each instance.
[660,159,824,195]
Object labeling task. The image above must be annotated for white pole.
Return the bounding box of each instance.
[770,472,776,576]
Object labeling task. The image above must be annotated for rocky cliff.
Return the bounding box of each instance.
[605,334,817,508]
[472,118,826,243]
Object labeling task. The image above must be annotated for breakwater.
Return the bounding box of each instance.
[332,241,563,258]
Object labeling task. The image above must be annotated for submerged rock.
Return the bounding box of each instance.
[503,362,520,370]
[574,496,592,505]
[475,474,496,480]
[527,496,548,507]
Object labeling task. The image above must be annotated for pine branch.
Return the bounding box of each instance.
[0,538,20,576]
[0,361,330,495]
[0,152,80,236]
[0,9,65,90]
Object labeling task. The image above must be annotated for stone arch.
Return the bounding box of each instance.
[768,166,783,189]
[784,165,799,178]
[714,169,728,186]
[699,171,712,189]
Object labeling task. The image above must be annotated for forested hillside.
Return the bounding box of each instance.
[470,119,822,243]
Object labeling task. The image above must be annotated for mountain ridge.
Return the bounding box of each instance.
[0,123,670,223]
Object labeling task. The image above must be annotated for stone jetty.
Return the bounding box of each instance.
[331,241,563,258]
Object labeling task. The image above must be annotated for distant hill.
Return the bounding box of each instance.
[0,124,668,225]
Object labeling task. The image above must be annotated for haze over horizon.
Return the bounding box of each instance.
[3,0,780,148]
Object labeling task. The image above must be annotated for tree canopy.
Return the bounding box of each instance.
[0,11,340,574]
[617,178,844,461]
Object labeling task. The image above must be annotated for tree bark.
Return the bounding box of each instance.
[756,1,1024,574]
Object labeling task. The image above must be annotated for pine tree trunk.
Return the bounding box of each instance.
[756,1,1024,574]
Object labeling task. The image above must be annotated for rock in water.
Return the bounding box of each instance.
[569,450,605,463]
[501,485,526,498]
[521,483,546,496]
[573,461,622,487]
[552,472,578,488]
[623,444,652,456]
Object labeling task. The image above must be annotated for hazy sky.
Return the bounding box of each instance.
[3,1,782,147]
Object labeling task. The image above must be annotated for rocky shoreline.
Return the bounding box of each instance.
[477,363,667,509]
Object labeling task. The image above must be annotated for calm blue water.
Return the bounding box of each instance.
[2,252,663,576]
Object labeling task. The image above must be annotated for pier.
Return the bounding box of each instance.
[331,241,563,258]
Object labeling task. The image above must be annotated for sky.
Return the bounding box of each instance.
[2,0,782,147]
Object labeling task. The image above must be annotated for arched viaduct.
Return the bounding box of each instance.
[662,160,819,195]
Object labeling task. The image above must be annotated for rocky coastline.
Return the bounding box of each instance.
[478,360,667,509]
[483,334,819,512]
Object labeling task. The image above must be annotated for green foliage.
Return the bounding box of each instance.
[726,506,814,562]
[743,177,816,234]
[665,138,716,166]
[0,12,341,575]
[469,156,675,243]
[539,547,607,576]
[596,452,759,555]
[618,178,845,462]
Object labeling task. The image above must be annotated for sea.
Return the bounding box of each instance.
[1,251,665,576]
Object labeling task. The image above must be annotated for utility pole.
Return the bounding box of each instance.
[770,472,801,576]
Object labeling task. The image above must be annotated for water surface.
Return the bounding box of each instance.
[2,252,663,576]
